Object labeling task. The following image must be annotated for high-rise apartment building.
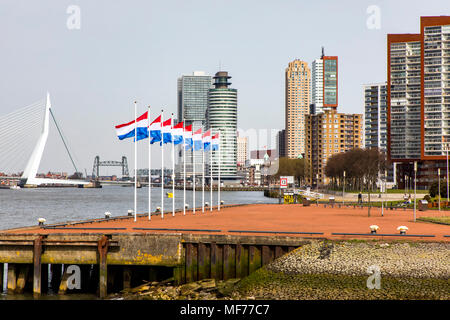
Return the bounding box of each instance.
[364,83,388,151]
[311,49,338,115]
[207,71,238,180]
[237,135,248,167]
[285,60,311,158]
[276,129,286,158]
[305,110,363,186]
[387,16,450,188]
[177,71,212,177]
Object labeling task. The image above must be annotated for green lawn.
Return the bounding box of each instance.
[417,216,450,225]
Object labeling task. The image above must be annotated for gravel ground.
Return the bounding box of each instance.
[266,240,450,279]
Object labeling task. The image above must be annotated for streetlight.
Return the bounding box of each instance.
[438,168,441,212]
[414,161,417,222]
[343,170,346,206]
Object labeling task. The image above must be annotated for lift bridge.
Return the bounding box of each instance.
[92,156,129,179]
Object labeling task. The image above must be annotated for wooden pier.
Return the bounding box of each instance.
[0,232,310,298]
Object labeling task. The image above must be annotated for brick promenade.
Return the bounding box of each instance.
[4,204,450,241]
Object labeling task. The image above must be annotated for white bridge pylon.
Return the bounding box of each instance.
[20,93,89,186]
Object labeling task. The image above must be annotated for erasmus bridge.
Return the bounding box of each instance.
[0,93,89,187]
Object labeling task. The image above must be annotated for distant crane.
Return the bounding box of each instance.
[92,156,129,179]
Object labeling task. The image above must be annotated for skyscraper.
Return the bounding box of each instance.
[285,59,311,158]
[387,16,450,188]
[207,71,238,180]
[364,82,388,151]
[177,71,212,176]
[311,48,338,115]
[237,135,248,167]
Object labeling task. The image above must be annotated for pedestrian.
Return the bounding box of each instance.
[358,192,362,204]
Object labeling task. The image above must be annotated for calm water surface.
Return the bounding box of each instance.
[0,186,276,299]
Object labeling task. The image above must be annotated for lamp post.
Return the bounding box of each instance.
[343,170,346,206]
[414,161,417,222]
[384,169,387,215]
[438,168,441,212]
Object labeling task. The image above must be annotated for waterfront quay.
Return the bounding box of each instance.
[0,203,448,298]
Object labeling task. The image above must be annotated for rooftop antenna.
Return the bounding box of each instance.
[321,46,325,58]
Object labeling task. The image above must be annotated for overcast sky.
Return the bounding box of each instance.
[0,0,449,176]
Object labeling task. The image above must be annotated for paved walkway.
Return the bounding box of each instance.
[5,204,449,242]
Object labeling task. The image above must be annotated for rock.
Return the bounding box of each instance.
[199,279,216,289]
[180,282,202,296]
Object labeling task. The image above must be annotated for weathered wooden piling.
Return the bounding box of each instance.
[50,264,62,292]
[0,263,3,292]
[210,243,223,280]
[7,264,17,293]
[223,244,236,280]
[97,235,109,299]
[33,236,43,295]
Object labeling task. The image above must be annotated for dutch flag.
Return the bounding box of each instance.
[162,118,172,144]
[203,129,211,151]
[149,114,162,145]
[212,133,220,151]
[115,111,149,141]
[193,128,203,151]
[172,121,184,145]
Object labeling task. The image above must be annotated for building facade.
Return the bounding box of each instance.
[387,16,450,188]
[285,60,311,158]
[305,109,363,186]
[311,49,338,115]
[207,71,238,180]
[237,135,248,167]
[177,71,212,177]
[364,83,388,151]
[276,129,286,158]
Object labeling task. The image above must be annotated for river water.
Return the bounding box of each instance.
[0,186,276,298]
[0,185,277,230]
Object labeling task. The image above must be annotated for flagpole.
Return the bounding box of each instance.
[218,131,221,211]
[171,113,175,217]
[202,143,205,213]
[161,110,164,219]
[183,118,186,215]
[148,105,151,221]
[193,138,196,215]
[134,101,137,222]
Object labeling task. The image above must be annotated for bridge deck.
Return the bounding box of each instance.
[4,203,449,241]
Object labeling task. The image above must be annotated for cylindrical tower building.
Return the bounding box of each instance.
[207,71,237,180]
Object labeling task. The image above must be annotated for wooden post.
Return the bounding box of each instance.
[97,235,109,299]
[185,243,198,283]
[50,264,62,292]
[197,243,210,280]
[7,264,17,294]
[16,265,31,294]
[33,236,44,296]
[261,246,274,266]
[41,264,49,294]
[210,243,223,280]
[249,246,262,274]
[123,267,132,290]
[223,244,236,280]
[0,263,3,293]
[236,244,249,278]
